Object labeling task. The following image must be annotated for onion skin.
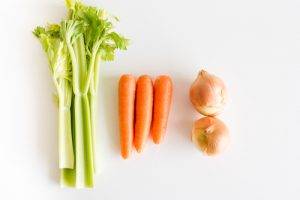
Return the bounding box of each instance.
[191,117,229,156]
[190,70,227,116]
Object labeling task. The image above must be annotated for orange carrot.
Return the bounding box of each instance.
[151,75,173,144]
[134,75,153,152]
[119,74,136,159]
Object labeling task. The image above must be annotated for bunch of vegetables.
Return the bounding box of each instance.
[190,70,230,155]
[33,0,128,188]
[119,75,173,158]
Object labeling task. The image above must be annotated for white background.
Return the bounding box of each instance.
[0,0,298,199]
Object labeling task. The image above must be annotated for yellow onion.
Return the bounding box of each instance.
[191,117,229,156]
[190,70,227,116]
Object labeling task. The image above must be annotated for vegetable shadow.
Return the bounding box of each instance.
[31,1,71,183]
[170,77,198,143]
[100,75,120,156]
[33,49,59,183]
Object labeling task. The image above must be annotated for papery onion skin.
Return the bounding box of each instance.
[191,117,230,156]
[190,70,227,116]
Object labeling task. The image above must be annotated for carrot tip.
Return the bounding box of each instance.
[136,148,142,153]
[152,139,161,144]
[134,144,143,153]
[121,153,129,159]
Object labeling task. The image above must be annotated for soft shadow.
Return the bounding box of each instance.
[100,75,120,155]
[27,2,65,183]
[170,77,198,142]
[31,47,59,183]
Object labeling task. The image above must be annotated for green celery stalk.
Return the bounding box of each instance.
[88,53,100,174]
[73,95,94,187]
[61,20,94,187]
[58,80,73,168]
[60,96,76,187]
[34,0,129,188]
[33,25,74,169]
[88,93,97,173]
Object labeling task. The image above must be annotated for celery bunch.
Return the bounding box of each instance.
[33,0,128,188]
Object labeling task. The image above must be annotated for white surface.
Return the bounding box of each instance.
[0,0,298,199]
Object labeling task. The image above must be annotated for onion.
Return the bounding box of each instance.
[191,117,229,156]
[190,70,227,116]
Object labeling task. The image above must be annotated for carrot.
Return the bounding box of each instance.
[119,74,136,159]
[134,75,153,152]
[151,75,173,144]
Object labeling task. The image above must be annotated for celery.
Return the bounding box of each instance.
[34,0,128,188]
[33,25,74,169]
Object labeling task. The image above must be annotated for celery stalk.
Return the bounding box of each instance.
[62,21,95,187]
[73,95,94,187]
[60,97,76,187]
[33,25,74,169]
[88,94,96,173]
[34,0,129,188]
[81,95,94,186]
[89,53,101,173]
[58,86,74,168]
[60,168,76,187]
